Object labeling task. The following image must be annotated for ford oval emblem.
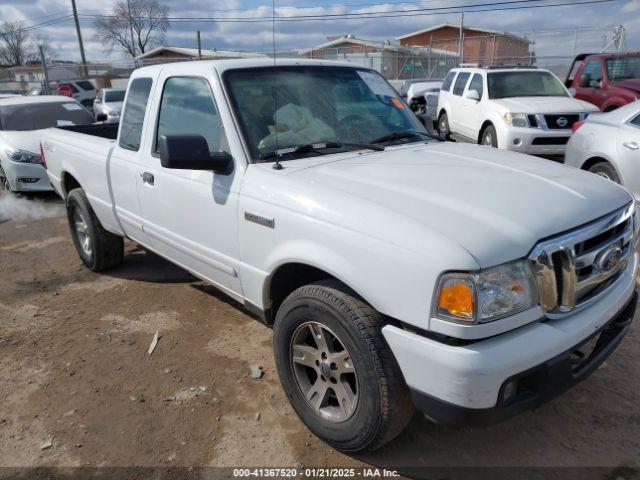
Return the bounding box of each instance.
[557,116,569,128]
[595,245,623,273]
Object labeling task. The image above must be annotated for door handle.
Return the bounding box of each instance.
[623,141,639,150]
[141,172,154,185]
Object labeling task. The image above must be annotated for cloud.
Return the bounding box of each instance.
[0,0,636,64]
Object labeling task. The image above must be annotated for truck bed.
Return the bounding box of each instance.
[57,122,119,140]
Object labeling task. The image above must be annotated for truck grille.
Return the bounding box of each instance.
[544,114,580,130]
[529,203,635,317]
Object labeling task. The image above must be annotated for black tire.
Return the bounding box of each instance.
[273,279,413,452]
[480,124,498,148]
[588,161,621,184]
[438,112,451,140]
[0,166,12,193]
[66,188,124,272]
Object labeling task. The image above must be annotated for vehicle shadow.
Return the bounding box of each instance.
[106,245,197,283]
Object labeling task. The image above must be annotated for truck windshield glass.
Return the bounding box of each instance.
[606,56,640,81]
[488,71,568,99]
[224,66,426,161]
[0,102,93,131]
[105,90,125,102]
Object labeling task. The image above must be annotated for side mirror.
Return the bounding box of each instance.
[96,113,108,122]
[568,87,576,97]
[158,134,233,175]
[465,89,480,101]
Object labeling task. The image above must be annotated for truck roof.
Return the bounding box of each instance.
[0,95,78,107]
[133,58,369,76]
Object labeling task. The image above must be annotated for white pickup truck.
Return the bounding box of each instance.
[42,59,638,452]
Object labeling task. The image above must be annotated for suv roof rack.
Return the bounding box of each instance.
[485,64,538,69]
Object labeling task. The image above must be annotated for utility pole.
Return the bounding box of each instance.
[70,0,88,77]
[458,12,464,64]
[39,44,51,95]
[197,31,202,59]
[127,0,136,60]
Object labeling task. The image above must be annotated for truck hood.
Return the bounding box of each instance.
[0,130,45,154]
[491,96,597,113]
[289,142,631,268]
[610,79,640,94]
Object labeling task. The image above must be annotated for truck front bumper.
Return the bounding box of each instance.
[382,253,637,426]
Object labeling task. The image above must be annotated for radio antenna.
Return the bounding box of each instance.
[271,0,282,170]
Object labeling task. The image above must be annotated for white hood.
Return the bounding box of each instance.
[0,130,45,155]
[491,96,598,114]
[281,142,631,268]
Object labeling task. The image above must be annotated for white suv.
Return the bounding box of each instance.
[437,66,598,156]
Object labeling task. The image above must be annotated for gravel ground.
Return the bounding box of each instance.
[1,192,639,479]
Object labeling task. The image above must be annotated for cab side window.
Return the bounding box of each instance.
[453,72,470,96]
[155,76,227,155]
[468,74,484,99]
[119,77,153,151]
[441,71,456,92]
[579,61,603,88]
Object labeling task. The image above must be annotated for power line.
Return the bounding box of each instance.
[78,0,621,23]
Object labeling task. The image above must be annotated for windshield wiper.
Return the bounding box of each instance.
[369,130,430,144]
[259,141,383,161]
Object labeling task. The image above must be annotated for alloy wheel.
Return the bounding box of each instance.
[290,322,359,423]
[73,207,92,257]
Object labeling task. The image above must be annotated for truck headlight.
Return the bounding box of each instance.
[434,260,538,323]
[4,148,43,164]
[503,112,529,128]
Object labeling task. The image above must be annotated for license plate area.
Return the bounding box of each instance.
[570,333,601,371]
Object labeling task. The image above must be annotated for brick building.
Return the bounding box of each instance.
[396,23,532,66]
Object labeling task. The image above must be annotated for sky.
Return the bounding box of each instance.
[0,0,637,65]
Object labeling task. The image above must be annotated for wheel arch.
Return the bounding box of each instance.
[61,171,82,198]
[478,120,495,144]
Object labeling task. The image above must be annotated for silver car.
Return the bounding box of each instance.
[565,100,640,200]
[93,88,125,123]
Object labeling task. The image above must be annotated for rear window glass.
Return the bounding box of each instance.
[76,81,95,91]
[0,102,93,131]
[105,90,125,102]
[119,78,153,151]
[452,72,470,96]
[441,71,456,91]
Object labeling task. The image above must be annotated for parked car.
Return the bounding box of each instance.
[565,101,640,197]
[0,96,94,193]
[565,53,640,111]
[437,66,598,156]
[93,88,125,123]
[42,59,638,452]
[58,80,97,108]
[406,81,442,120]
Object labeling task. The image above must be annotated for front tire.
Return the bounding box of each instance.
[588,161,620,184]
[273,280,413,452]
[66,188,124,272]
[481,124,498,148]
[0,166,13,193]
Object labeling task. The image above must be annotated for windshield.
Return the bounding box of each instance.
[105,90,125,102]
[488,71,568,99]
[0,102,93,131]
[224,66,426,160]
[606,56,640,81]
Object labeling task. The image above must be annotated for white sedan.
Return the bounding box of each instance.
[0,96,94,193]
[565,101,640,199]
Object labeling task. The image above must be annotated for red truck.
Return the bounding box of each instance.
[565,52,640,111]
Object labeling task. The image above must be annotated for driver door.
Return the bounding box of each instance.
[458,73,484,140]
[136,69,243,296]
[574,60,605,109]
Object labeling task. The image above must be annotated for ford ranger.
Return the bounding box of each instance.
[42,59,638,452]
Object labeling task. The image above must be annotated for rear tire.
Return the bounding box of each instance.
[588,161,620,184]
[438,112,451,140]
[481,124,498,148]
[273,279,413,452]
[66,188,124,272]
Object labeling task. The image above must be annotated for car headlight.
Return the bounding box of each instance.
[108,110,121,116]
[434,260,538,323]
[4,148,43,164]
[503,112,529,128]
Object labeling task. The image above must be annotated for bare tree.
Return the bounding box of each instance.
[0,21,29,66]
[26,35,57,64]
[94,0,169,58]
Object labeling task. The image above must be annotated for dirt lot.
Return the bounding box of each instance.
[1,192,640,479]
